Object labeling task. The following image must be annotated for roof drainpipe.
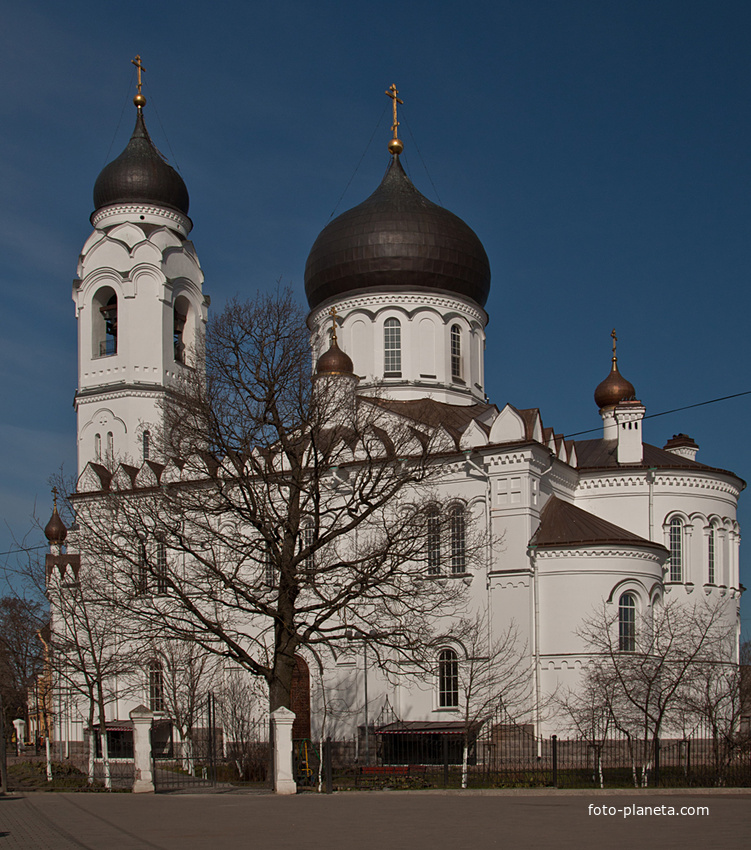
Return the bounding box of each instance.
[464,450,492,650]
[647,467,657,542]
[528,543,542,753]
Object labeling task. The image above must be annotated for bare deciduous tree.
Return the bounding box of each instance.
[72,290,476,719]
[576,596,738,786]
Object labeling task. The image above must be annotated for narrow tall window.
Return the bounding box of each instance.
[618,593,636,652]
[438,649,459,708]
[449,504,466,575]
[94,433,102,460]
[450,325,462,381]
[135,542,148,596]
[708,527,716,585]
[142,430,150,462]
[427,506,441,575]
[174,308,186,364]
[106,431,114,459]
[669,517,683,582]
[301,523,315,573]
[100,294,118,356]
[155,542,168,595]
[149,660,164,712]
[384,318,402,377]
[263,545,276,588]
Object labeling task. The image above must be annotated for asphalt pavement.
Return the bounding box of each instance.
[1,788,750,850]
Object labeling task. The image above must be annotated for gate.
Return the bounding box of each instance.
[153,692,271,792]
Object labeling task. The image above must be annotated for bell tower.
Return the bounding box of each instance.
[73,57,208,474]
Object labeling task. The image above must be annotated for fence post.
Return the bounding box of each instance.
[325,736,333,794]
[129,705,155,793]
[653,737,660,787]
[551,735,558,788]
[442,735,449,787]
[270,707,297,794]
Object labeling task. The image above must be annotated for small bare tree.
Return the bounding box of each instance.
[578,596,738,787]
[454,613,530,788]
[153,640,217,773]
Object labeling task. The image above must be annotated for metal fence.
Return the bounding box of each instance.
[320,716,751,791]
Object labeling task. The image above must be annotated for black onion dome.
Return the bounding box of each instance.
[304,156,491,310]
[93,109,189,215]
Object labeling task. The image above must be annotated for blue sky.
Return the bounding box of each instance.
[2,1,750,635]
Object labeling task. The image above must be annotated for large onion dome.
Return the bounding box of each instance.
[594,359,636,409]
[304,156,491,311]
[93,107,189,215]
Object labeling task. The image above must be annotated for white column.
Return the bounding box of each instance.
[129,705,155,794]
[271,707,297,795]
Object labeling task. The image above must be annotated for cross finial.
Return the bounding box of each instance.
[385,84,404,155]
[52,486,59,511]
[131,55,147,107]
[611,328,618,361]
[328,306,338,345]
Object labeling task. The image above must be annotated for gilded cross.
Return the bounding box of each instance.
[611,328,617,360]
[131,55,146,96]
[385,84,403,140]
[52,486,59,510]
[329,306,338,344]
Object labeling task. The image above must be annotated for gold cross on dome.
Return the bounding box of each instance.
[52,486,59,510]
[131,55,146,96]
[385,84,403,140]
[329,306,339,344]
[611,328,618,360]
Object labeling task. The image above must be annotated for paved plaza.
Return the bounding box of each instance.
[1,789,750,850]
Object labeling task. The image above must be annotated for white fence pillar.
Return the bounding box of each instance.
[271,707,296,795]
[129,705,155,794]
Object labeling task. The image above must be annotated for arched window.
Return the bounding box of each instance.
[708,526,716,585]
[384,318,402,377]
[148,659,164,712]
[449,504,466,574]
[94,433,102,460]
[93,288,118,357]
[155,542,168,595]
[173,296,190,364]
[427,506,441,575]
[438,649,459,708]
[450,325,462,381]
[106,431,114,459]
[142,430,151,462]
[618,593,636,652]
[669,517,683,582]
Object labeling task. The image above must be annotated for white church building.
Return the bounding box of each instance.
[44,80,743,755]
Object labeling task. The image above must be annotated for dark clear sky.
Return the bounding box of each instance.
[2,1,750,635]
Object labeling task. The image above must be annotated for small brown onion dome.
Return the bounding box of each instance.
[304,156,491,311]
[44,506,68,545]
[93,107,189,216]
[316,337,354,375]
[594,360,636,409]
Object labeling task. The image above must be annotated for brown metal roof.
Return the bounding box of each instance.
[530,496,667,552]
[364,397,495,434]
[574,438,744,484]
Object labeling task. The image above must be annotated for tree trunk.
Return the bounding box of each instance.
[461,740,469,789]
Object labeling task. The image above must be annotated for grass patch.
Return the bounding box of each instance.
[8,760,107,792]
